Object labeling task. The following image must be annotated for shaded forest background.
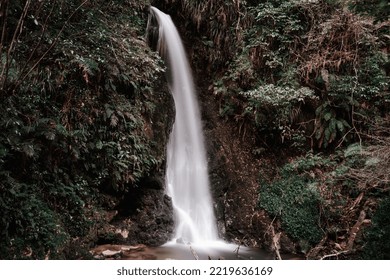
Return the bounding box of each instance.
[0,0,389,259]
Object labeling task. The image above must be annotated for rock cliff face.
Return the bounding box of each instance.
[94,78,175,249]
[202,100,297,254]
[107,177,174,247]
[200,87,280,251]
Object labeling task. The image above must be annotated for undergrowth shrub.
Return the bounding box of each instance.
[259,136,390,257]
[258,153,332,245]
[350,0,390,22]
[363,196,390,259]
[259,173,323,245]
[240,85,317,145]
[0,173,69,259]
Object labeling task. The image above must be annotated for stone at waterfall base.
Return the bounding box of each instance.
[90,244,157,260]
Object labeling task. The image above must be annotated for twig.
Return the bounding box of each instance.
[16,0,57,84]
[263,215,278,239]
[264,216,282,260]
[271,227,282,260]
[233,234,248,258]
[349,192,364,211]
[347,210,366,250]
[233,244,241,257]
[0,0,9,62]
[335,127,355,149]
[1,0,31,89]
[320,250,349,260]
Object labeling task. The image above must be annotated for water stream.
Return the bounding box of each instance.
[148,6,218,244]
[146,7,269,259]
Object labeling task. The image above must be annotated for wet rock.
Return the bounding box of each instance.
[175,237,191,245]
[200,80,297,254]
[98,177,174,246]
[102,249,121,257]
[115,228,129,239]
[91,244,157,260]
[176,237,185,244]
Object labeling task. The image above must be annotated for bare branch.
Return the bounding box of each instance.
[0,0,9,59]
[12,0,89,93]
[16,0,58,83]
[320,250,349,260]
[1,0,31,90]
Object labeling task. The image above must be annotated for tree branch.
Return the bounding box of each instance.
[1,0,31,90]
[12,0,89,94]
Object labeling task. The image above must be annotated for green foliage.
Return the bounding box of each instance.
[259,141,390,256]
[212,0,322,145]
[313,50,388,148]
[243,85,315,123]
[283,151,337,173]
[0,173,69,259]
[314,102,351,148]
[327,52,388,102]
[363,196,390,259]
[259,175,323,245]
[0,93,94,258]
[258,153,328,245]
[241,85,317,143]
[246,0,308,81]
[212,0,388,150]
[350,0,390,22]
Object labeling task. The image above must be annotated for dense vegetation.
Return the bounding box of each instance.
[0,0,389,259]
[0,0,171,259]
[157,0,389,259]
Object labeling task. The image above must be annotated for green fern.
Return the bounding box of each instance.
[314,103,351,148]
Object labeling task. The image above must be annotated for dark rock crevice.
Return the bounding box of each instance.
[110,178,174,246]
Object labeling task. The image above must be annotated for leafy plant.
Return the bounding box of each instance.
[258,153,327,245]
[314,102,351,148]
[350,0,390,22]
[241,84,317,143]
[246,0,308,81]
[0,174,69,259]
[259,175,323,245]
[363,196,390,259]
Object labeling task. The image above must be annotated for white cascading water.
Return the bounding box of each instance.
[148,7,218,244]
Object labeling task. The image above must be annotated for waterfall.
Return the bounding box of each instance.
[147,7,218,243]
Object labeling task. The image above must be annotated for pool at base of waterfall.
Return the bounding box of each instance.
[152,240,273,260]
[90,242,301,260]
